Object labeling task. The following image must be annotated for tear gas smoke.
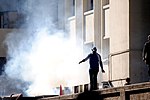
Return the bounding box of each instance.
[5,28,84,95]
[3,0,89,96]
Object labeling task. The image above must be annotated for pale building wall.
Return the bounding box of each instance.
[109,0,150,84]
[0,0,150,89]
[109,0,129,53]
[75,0,84,47]
[3,0,146,88]
[57,0,65,30]
[93,0,102,53]
[65,0,109,86]
[68,17,76,47]
[109,0,129,84]
[111,52,129,86]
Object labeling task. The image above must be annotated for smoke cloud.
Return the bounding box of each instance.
[3,0,88,96]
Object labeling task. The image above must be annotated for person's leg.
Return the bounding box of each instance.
[147,64,150,81]
[93,69,99,90]
[89,69,94,90]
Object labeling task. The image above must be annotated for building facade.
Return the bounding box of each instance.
[0,0,150,89]
[60,0,150,87]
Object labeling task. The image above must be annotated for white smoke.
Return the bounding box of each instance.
[4,0,87,96]
[5,28,83,96]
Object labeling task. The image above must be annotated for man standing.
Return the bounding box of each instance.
[143,35,150,78]
[79,47,105,90]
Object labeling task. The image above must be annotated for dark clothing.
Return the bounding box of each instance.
[79,52,104,90]
[82,53,103,70]
[89,69,99,90]
[143,41,150,65]
[124,78,131,85]
[143,40,150,76]
[124,82,131,85]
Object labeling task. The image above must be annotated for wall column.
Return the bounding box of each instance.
[76,0,84,48]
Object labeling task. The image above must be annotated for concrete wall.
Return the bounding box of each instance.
[111,53,129,86]
[0,1,150,99]
[75,0,84,47]
[38,82,150,100]
[109,0,129,83]
[0,82,150,100]
[109,0,150,84]
[68,17,76,45]
[109,0,129,53]
[129,0,150,83]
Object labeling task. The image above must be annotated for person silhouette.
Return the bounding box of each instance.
[79,47,105,90]
[143,35,150,78]
[124,77,131,85]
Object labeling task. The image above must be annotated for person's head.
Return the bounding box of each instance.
[148,35,150,41]
[126,77,130,83]
[92,47,97,53]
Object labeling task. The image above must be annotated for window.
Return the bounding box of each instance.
[0,57,6,75]
[103,6,110,38]
[85,0,93,12]
[69,0,75,17]
[0,12,9,28]
[72,0,75,16]
[0,11,18,28]
[84,12,94,43]
[102,0,109,6]
[90,0,93,10]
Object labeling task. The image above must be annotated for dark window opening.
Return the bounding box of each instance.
[73,0,75,6]
[0,12,8,28]
[71,0,75,16]
[0,57,6,75]
[85,0,94,11]
[0,11,24,28]
[90,0,93,10]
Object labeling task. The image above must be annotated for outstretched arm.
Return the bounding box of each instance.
[79,59,85,64]
[79,54,90,64]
